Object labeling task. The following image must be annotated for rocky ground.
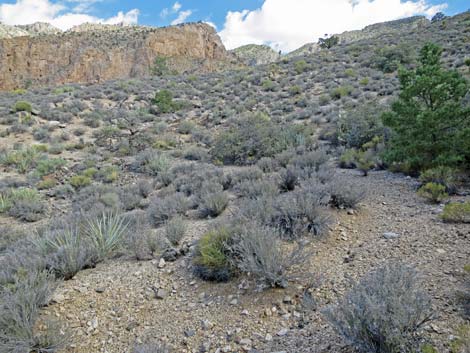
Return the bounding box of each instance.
[42,169,470,353]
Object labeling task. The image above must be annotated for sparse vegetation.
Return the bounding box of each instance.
[324,263,433,353]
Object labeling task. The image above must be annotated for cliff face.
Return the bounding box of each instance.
[0,23,233,90]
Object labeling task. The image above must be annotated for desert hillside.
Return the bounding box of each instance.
[0,10,469,353]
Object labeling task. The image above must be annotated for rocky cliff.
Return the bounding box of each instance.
[0,22,234,90]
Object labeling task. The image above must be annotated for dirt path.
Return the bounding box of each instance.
[43,170,470,353]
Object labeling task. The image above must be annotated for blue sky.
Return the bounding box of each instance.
[0,0,468,51]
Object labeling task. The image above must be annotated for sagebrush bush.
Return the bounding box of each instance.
[441,202,470,223]
[324,262,433,353]
[132,149,171,177]
[239,186,331,239]
[198,190,229,218]
[0,270,66,353]
[235,179,279,199]
[148,193,190,226]
[231,223,307,288]
[164,216,187,246]
[329,179,366,209]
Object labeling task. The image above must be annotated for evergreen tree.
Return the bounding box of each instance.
[382,43,470,173]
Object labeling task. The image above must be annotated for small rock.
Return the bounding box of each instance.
[282,296,293,304]
[265,333,273,342]
[230,298,238,305]
[155,289,168,299]
[383,232,400,240]
[277,328,288,336]
[51,292,65,304]
[241,309,249,316]
[95,287,106,294]
[158,258,166,268]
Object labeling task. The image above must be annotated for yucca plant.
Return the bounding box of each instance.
[35,228,93,280]
[85,213,129,262]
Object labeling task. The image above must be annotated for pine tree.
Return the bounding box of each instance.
[382,43,470,173]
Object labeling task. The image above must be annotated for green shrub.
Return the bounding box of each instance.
[330,86,352,100]
[193,227,234,282]
[13,101,32,113]
[261,79,275,91]
[339,149,358,169]
[318,35,339,49]
[419,166,458,194]
[288,85,302,96]
[441,202,470,223]
[359,77,369,85]
[3,188,45,222]
[37,177,57,190]
[294,60,308,74]
[70,175,92,189]
[34,158,66,177]
[96,166,119,183]
[417,182,448,203]
[324,262,433,353]
[152,90,182,114]
[373,44,413,73]
[211,113,310,165]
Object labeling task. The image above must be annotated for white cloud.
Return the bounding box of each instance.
[172,2,182,12]
[0,0,139,30]
[219,0,447,52]
[171,9,192,25]
[66,0,103,13]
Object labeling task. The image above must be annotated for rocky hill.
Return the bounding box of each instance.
[0,22,236,90]
[230,44,280,66]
